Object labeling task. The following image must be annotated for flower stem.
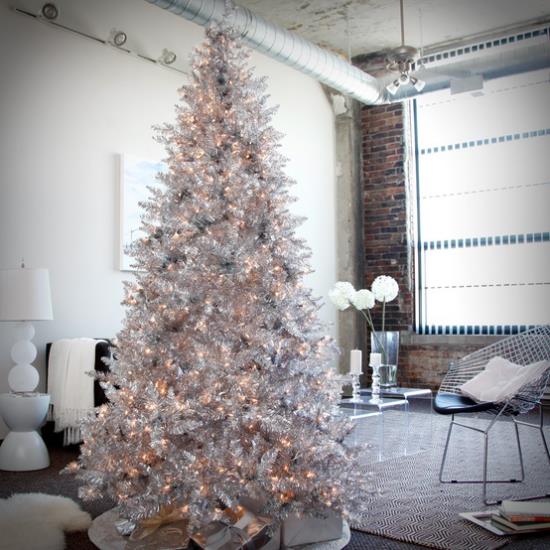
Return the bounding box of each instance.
[382,298,386,332]
[359,309,387,364]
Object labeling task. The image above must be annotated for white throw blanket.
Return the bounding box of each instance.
[47,338,100,445]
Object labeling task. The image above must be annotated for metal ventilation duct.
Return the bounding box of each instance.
[145,0,388,105]
[146,0,550,105]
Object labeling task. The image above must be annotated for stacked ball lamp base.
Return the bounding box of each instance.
[0,393,50,471]
[0,322,50,471]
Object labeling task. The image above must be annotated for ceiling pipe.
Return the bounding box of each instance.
[145,0,550,105]
[145,0,390,105]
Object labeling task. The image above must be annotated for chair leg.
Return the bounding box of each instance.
[482,432,489,505]
[513,418,526,482]
[512,405,550,463]
[482,416,525,505]
[539,407,550,463]
[439,408,525,506]
[503,407,550,504]
[439,414,455,483]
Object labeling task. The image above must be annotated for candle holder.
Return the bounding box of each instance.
[370,364,381,403]
[350,373,361,401]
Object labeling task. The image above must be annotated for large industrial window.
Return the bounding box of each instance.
[414,69,550,335]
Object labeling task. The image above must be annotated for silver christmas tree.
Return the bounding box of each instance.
[69,23,369,530]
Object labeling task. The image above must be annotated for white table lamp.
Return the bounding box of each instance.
[0,266,53,392]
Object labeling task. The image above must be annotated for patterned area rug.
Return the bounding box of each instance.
[349,408,550,550]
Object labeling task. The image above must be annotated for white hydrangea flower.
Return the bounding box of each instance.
[371,275,399,303]
[350,289,375,310]
[328,291,350,310]
[328,281,356,311]
[334,281,356,299]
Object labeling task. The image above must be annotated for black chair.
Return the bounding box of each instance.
[435,326,550,504]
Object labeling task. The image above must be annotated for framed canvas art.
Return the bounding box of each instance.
[119,154,164,271]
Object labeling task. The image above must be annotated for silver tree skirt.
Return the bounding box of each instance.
[88,508,350,550]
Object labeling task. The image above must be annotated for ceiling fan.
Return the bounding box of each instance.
[384,0,425,94]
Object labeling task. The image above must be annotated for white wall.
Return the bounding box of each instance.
[0,0,337,437]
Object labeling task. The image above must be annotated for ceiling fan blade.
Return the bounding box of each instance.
[418,65,473,80]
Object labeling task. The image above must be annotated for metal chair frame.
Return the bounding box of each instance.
[436,326,550,505]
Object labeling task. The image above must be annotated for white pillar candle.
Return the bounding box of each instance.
[350,349,362,375]
[369,352,382,367]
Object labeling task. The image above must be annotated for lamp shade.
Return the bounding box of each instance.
[0,268,53,321]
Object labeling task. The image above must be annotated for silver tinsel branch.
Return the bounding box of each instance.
[66,21,373,531]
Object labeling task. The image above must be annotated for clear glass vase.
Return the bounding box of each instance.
[370,331,399,387]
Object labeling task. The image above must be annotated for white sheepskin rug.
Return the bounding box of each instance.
[0,493,92,550]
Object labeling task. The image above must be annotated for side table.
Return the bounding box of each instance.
[359,387,434,454]
[359,386,432,404]
[0,392,50,471]
[340,396,409,461]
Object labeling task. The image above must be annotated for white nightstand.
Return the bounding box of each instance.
[0,392,50,471]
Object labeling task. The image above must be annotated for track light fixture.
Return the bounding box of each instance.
[109,29,128,48]
[159,49,177,65]
[41,3,58,20]
[12,8,188,77]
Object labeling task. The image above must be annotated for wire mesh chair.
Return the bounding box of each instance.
[434,325,550,505]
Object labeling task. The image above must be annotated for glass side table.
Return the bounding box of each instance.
[337,406,383,462]
[359,387,433,454]
[359,386,432,402]
[339,396,409,461]
[337,406,382,421]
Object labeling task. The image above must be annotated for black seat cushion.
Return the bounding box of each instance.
[434,392,496,415]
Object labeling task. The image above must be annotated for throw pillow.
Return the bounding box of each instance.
[459,356,550,403]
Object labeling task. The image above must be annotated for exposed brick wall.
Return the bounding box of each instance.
[361,103,413,332]
[399,342,482,391]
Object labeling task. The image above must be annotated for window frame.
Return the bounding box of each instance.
[409,78,549,336]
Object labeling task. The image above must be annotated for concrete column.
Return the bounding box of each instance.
[334,100,366,375]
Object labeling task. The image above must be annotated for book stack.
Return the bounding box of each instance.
[491,500,550,534]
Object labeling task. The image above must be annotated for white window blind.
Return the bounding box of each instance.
[414,69,550,335]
